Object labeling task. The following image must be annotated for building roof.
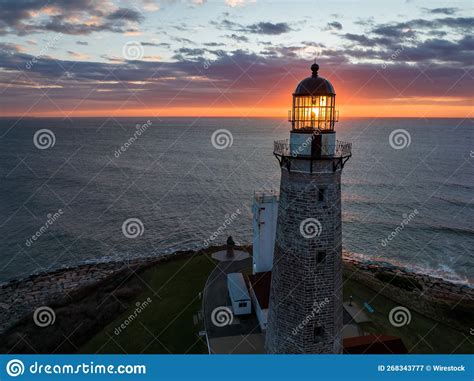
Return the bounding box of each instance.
[247,271,272,309]
[293,64,335,96]
[227,273,250,302]
[343,335,408,354]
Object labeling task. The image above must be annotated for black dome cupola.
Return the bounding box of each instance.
[290,63,338,131]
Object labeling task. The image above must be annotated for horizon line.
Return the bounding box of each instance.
[0,115,472,120]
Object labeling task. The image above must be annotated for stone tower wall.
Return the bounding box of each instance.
[265,165,343,353]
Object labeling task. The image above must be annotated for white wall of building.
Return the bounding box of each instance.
[252,191,279,274]
[227,273,251,316]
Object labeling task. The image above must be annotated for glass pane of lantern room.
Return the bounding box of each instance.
[320,96,327,130]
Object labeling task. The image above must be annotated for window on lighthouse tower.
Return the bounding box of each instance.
[318,188,326,202]
[313,325,325,342]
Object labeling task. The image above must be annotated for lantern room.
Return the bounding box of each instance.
[289,64,337,131]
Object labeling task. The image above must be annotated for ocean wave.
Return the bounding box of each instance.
[342,250,472,286]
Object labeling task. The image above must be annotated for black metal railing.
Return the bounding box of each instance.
[335,140,352,157]
[273,139,352,158]
[274,139,291,156]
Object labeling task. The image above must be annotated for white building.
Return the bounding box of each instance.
[252,190,279,274]
[227,273,251,316]
[246,271,272,331]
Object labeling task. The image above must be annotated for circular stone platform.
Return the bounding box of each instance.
[211,250,249,262]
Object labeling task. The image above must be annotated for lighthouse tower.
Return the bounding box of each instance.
[265,64,351,354]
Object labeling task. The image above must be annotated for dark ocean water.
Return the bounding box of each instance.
[0,117,472,284]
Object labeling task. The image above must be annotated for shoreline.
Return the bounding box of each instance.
[1,246,472,336]
[2,245,471,288]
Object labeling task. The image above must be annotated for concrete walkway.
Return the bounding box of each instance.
[202,255,263,353]
[343,301,371,323]
[211,250,249,262]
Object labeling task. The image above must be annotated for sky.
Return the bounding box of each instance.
[0,0,472,117]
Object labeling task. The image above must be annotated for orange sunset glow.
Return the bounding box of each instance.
[0,1,472,118]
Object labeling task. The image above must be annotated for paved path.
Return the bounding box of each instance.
[202,254,263,353]
[211,250,249,262]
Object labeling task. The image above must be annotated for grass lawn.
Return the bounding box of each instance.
[79,252,470,354]
[80,253,216,354]
[343,277,472,354]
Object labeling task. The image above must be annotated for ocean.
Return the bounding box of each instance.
[0,117,472,284]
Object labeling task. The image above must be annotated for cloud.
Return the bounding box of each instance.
[342,33,395,47]
[324,21,343,31]
[173,47,207,59]
[245,22,291,35]
[1,44,471,116]
[0,2,144,36]
[214,19,292,35]
[204,42,225,47]
[67,51,90,60]
[341,32,473,67]
[141,42,171,48]
[140,0,160,12]
[422,7,459,15]
[371,17,473,39]
[225,0,247,7]
[340,15,474,66]
[226,34,249,42]
[106,8,144,23]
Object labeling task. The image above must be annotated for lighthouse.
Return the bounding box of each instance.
[265,64,352,353]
